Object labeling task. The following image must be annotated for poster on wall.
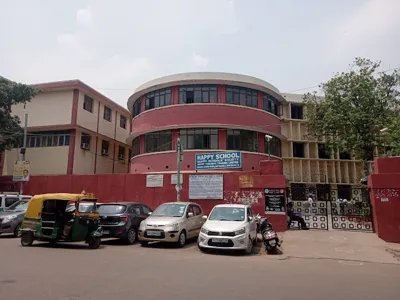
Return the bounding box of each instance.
[171,174,183,185]
[264,188,286,214]
[189,174,223,199]
[13,160,31,182]
[146,175,164,187]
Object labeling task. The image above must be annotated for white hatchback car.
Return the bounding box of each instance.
[198,204,258,254]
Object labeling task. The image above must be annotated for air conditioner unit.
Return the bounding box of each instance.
[101,149,109,156]
[81,143,89,150]
[118,154,125,161]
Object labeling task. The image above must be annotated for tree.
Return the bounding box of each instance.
[0,77,38,153]
[303,58,400,176]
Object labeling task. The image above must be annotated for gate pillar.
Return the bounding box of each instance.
[368,157,400,243]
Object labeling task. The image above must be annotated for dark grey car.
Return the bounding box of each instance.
[98,202,153,245]
[0,199,30,237]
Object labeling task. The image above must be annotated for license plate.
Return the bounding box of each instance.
[212,238,228,243]
[147,231,161,237]
[103,230,110,235]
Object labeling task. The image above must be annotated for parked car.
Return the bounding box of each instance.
[138,202,205,248]
[98,202,152,245]
[0,198,31,237]
[0,193,32,212]
[197,204,258,255]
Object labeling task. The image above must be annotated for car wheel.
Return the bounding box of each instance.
[88,237,101,249]
[244,236,253,255]
[177,230,186,248]
[13,223,21,238]
[20,232,34,247]
[126,228,137,245]
[140,241,149,247]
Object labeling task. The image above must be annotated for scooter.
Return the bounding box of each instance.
[255,214,281,254]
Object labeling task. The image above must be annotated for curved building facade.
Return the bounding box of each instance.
[127,72,286,173]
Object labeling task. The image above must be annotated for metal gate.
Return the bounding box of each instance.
[287,186,374,232]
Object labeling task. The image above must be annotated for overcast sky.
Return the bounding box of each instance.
[1,0,399,107]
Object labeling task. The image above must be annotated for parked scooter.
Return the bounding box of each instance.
[255,214,281,254]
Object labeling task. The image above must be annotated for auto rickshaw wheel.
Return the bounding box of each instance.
[88,237,101,249]
[20,232,34,247]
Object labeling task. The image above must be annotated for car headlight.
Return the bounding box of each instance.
[3,215,17,223]
[170,222,180,228]
[234,227,246,235]
[200,227,208,234]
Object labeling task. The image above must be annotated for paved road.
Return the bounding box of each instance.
[0,236,399,300]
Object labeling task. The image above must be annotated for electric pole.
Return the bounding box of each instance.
[19,113,28,195]
[176,137,182,202]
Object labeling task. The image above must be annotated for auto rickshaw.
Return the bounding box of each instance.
[19,192,103,249]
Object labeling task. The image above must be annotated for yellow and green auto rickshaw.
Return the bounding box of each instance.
[19,192,103,249]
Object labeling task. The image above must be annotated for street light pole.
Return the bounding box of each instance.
[176,137,182,202]
[265,134,272,160]
[19,113,28,195]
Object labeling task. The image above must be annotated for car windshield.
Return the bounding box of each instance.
[78,202,97,213]
[208,207,245,221]
[6,200,29,212]
[98,205,127,214]
[152,203,187,217]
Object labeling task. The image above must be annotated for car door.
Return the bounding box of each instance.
[185,205,197,239]
[192,205,203,237]
[247,207,257,240]
[131,205,143,228]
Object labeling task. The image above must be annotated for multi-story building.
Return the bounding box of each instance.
[1,80,131,176]
[126,72,367,200]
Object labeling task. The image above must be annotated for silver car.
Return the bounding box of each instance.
[0,199,30,237]
[138,202,205,247]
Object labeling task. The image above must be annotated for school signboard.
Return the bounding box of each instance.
[195,151,242,170]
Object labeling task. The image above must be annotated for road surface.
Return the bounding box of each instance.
[0,236,399,300]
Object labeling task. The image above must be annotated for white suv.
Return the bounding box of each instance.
[198,204,258,255]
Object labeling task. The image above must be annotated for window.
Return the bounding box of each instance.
[193,205,202,216]
[101,140,110,156]
[103,106,112,121]
[291,104,303,119]
[132,137,140,157]
[83,95,93,112]
[80,133,91,149]
[293,142,305,158]
[118,145,125,160]
[339,151,351,160]
[227,129,258,152]
[132,98,142,117]
[262,94,280,116]
[27,131,70,148]
[226,86,258,108]
[264,135,282,157]
[145,88,171,110]
[144,130,172,153]
[179,128,218,150]
[5,197,19,207]
[131,206,141,215]
[120,115,127,129]
[179,85,218,104]
[318,144,330,159]
[141,205,152,215]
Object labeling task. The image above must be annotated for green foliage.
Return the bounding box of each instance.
[0,77,38,153]
[303,58,400,175]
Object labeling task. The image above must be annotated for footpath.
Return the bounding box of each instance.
[279,230,400,264]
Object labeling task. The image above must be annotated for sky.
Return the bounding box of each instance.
[1,0,400,107]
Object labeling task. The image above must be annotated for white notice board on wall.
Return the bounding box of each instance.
[146,175,164,187]
[171,174,184,185]
[189,174,223,199]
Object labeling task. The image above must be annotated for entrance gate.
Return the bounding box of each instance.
[287,186,374,232]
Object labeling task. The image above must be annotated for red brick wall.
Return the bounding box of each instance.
[369,157,400,243]
[22,170,288,232]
